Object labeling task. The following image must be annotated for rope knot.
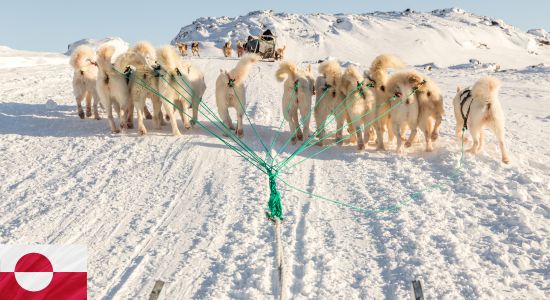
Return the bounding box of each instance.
[266,168,283,221]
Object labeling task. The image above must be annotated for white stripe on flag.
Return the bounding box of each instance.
[0,245,86,272]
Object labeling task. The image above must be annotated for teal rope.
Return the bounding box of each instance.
[277,127,467,216]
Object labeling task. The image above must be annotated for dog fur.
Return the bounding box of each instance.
[453,77,510,163]
[369,54,406,150]
[275,46,286,61]
[237,41,245,57]
[191,42,200,57]
[223,41,233,57]
[70,45,100,120]
[179,59,207,127]
[96,45,131,133]
[338,65,376,150]
[276,61,314,144]
[215,54,260,137]
[416,75,444,152]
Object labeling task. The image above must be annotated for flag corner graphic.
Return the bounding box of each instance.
[0,245,87,300]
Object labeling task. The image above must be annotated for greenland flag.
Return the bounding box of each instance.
[0,245,87,299]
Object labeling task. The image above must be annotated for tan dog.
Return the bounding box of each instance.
[416,76,444,152]
[191,42,200,57]
[237,41,245,57]
[276,61,314,144]
[453,77,510,163]
[369,54,405,150]
[338,65,376,151]
[314,60,346,146]
[70,45,100,120]
[275,46,286,60]
[223,41,233,57]
[176,43,188,56]
[215,54,260,137]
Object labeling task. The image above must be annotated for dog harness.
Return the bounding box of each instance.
[356,81,366,97]
[152,64,162,78]
[459,88,473,130]
[322,83,336,98]
[123,66,134,84]
[226,73,235,87]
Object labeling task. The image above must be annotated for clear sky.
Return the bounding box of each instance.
[0,0,548,52]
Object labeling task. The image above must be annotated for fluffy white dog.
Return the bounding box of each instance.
[70,45,100,120]
[338,65,376,150]
[385,70,425,154]
[368,54,405,150]
[453,77,510,163]
[96,45,130,133]
[156,45,198,136]
[314,60,346,146]
[215,54,260,137]
[416,75,444,152]
[179,59,206,126]
[129,41,159,122]
[276,61,314,144]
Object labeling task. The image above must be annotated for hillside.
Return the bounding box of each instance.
[172,8,550,68]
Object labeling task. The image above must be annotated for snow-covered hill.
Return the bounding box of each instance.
[1,8,549,300]
[172,8,550,68]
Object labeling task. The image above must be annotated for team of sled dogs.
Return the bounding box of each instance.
[70,41,510,163]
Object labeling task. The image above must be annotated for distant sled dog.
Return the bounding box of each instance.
[453,77,510,163]
[215,54,260,137]
[70,45,100,120]
[276,61,314,144]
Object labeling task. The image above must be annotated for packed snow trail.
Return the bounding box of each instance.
[0,52,549,299]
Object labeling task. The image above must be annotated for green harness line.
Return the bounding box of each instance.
[112,63,465,220]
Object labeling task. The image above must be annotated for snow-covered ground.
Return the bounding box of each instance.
[1,8,550,300]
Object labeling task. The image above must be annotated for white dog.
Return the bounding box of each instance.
[453,77,510,163]
[70,45,100,120]
[129,41,159,122]
[385,70,425,154]
[179,59,206,126]
[368,54,405,150]
[338,65,376,150]
[156,45,198,136]
[215,54,260,137]
[314,60,346,146]
[276,61,314,144]
[416,76,444,152]
[96,45,130,133]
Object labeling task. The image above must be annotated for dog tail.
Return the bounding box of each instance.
[156,45,180,74]
[228,53,260,85]
[369,54,405,84]
[70,45,95,70]
[472,77,501,104]
[96,45,116,67]
[318,60,342,86]
[275,61,298,82]
[132,41,156,60]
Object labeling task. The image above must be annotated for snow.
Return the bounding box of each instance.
[1,8,550,300]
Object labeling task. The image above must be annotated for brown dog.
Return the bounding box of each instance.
[176,43,188,56]
[223,41,232,57]
[237,40,245,57]
[275,46,286,60]
[191,42,200,57]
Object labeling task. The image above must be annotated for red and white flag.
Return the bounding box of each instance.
[0,245,87,300]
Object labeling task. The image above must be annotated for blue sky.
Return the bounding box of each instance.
[0,0,548,52]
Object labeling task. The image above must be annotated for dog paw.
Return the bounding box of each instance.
[94,115,101,120]
[348,135,357,144]
[184,123,192,130]
[78,111,85,119]
[191,119,197,126]
[502,156,511,164]
[357,143,365,151]
[138,128,147,136]
[431,131,439,141]
[126,123,134,129]
[291,137,297,145]
[236,129,243,137]
[112,128,121,134]
[86,110,92,118]
[145,113,153,120]
[405,141,412,148]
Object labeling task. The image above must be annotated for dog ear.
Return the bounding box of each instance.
[407,73,423,85]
